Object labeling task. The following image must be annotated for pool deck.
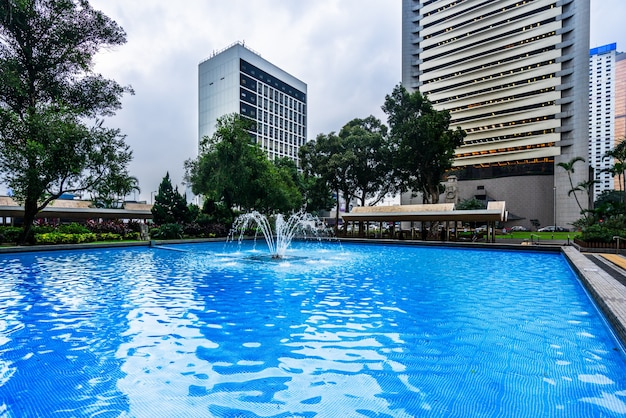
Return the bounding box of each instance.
[1,238,626,348]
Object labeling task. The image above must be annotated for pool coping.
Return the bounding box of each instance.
[2,238,625,348]
[561,246,626,348]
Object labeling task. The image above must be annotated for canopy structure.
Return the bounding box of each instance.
[0,196,153,224]
[341,201,507,242]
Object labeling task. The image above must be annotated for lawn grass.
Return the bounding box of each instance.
[497,231,579,240]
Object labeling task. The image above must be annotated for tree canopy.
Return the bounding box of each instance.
[0,0,135,242]
[299,131,350,228]
[185,114,302,216]
[152,172,191,225]
[603,138,626,213]
[337,116,394,207]
[382,84,465,203]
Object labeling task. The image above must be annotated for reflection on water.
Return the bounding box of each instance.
[0,250,135,416]
[0,242,625,417]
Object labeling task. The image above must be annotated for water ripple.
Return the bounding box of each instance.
[0,243,625,417]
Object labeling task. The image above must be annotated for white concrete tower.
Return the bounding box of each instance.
[402,0,590,229]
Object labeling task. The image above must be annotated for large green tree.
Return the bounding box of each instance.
[338,116,394,207]
[382,84,465,203]
[267,157,306,214]
[299,132,353,229]
[185,114,302,217]
[0,0,134,242]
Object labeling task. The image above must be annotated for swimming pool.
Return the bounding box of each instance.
[0,241,625,417]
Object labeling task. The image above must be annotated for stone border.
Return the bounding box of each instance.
[562,246,626,348]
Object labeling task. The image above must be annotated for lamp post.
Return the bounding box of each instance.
[151,191,157,204]
[553,186,557,229]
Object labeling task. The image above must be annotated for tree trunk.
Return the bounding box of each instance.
[334,187,340,234]
[20,195,39,245]
[359,193,366,236]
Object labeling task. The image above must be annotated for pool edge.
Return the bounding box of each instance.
[562,246,626,349]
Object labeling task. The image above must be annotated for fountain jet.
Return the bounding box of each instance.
[232,211,323,258]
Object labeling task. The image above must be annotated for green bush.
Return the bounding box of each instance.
[0,226,23,243]
[123,232,141,241]
[34,232,97,245]
[57,223,90,234]
[151,223,183,239]
[31,224,56,234]
[96,232,122,242]
[580,223,626,243]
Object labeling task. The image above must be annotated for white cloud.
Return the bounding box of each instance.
[84,0,622,203]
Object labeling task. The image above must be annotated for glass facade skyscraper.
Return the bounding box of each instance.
[198,42,307,165]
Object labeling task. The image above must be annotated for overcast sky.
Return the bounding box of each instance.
[84,0,624,203]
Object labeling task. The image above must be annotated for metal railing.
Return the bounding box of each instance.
[613,236,626,254]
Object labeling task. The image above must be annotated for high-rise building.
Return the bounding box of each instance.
[616,51,626,191]
[588,43,618,200]
[402,0,590,229]
[198,42,307,165]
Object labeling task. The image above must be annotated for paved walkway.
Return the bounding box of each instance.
[563,247,626,347]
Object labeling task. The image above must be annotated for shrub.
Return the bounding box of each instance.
[580,224,626,243]
[33,219,58,232]
[0,226,23,244]
[57,223,90,234]
[151,223,183,239]
[123,232,141,241]
[96,232,122,242]
[126,221,143,233]
[183,222,229,238]
[86,219,132,235]
[579,215,626,243]
[34,232,97,245]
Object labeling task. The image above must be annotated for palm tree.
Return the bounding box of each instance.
[601,163,624,192]
[603,138,626,213]
[557,156,586,215]
[572,179,598,213]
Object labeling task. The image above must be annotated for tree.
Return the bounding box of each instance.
[603,138,626,213]
[91,174,140,208]
[593,189,625,220]
[0,0,134,243]
[300,174,334,217]
[299,132,352,230]
[152,172,191,225]
[557,156,587,216]
[382,84,465,204]
[266,157,304,213]
[185,114,301,216]
[338,116,394,207]
[456,198,486,210]
[253,157,302,214]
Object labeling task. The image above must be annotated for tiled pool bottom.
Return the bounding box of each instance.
[0,242,625,417]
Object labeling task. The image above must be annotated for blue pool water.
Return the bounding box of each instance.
[0,241,625,417]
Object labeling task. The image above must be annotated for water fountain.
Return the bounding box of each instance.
[231,210,327,258]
